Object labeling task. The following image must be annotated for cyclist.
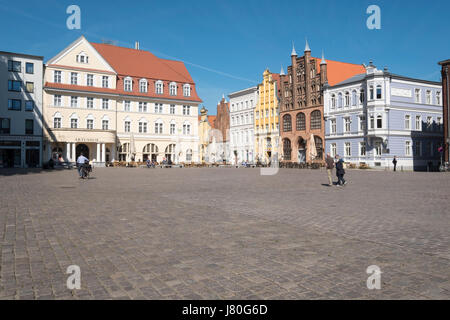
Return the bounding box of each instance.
[76,153,89,178]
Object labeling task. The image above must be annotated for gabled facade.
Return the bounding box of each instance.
[324,62,443,171]
[212,96,230,163]
[43,36,202,165]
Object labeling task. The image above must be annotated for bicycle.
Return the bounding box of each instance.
[80,161,92,179]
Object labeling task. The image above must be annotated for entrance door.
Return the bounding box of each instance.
[26,149,39,167]
[76,144,90,159]
[298,149,306,163]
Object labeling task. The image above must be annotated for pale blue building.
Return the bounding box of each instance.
[324,62,443,171]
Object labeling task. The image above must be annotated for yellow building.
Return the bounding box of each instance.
[198,106,216,163]
[254,69,280,164]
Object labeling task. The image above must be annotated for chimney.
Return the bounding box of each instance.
[135,41,140,50]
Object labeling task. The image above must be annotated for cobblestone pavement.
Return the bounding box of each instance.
[0,167,449,300]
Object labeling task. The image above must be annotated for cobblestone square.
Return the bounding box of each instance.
[0,167,449,299]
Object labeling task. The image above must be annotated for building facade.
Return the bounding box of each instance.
[324,62,443,171]
[255,69,280,164]
[228,86,257,164]
[198,106,216,163]
[43,36,201,166]
[438,59,449,164]
[0,51,43,168]
[211,96,230,163]
[279,41,365,164]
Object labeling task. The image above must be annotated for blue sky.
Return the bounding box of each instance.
[1,0,449,114]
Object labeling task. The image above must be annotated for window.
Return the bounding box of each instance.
[102,120,109,130]
[8,80,21,92]
[124,101,131,111]
[359,115,366,131]
[369,86,374,100]
[359,142,366,156]
[405,141,411,156]
[155,103,163,113]
[283,114,292,132]
[426,90,431,104]
[139,121,147,133]
[338,93,343,108]
[71,96,78,107]
[102,76,109,88]
[54,70,62,83]
[170,123,175,134]
[183,105,191,115]
[87,97,94,109]
[71,118,78,129]
[344,117,351,133]
[436,91,441,105]
[256,111,259,119]
[330,119,336,134]
[8,99,21,110]
[426,116,433,130]
[331,94,336,109]
[124,77,132,91]
[345,142,351,157]
[155,122,163,134]
[0,118,11,134]
[414,141,421,156]
[360,89,365,104]
[155,81,163,94]
[76,53,88,64]
[314,136,323,159]
[370,115,375,129]
[87,74,94,86]
[375,142,382,156]
[415,89,421,103]
[437,117,443,131]
[53,117,61,129]
[405,115,411,129]
[25,119,34,135]
[344,92,350,107]
[183,84,191,97]
[265,109,269,118]
[102,99,109,110]
[170,83,177,96]
[26,62,34,74]
[8,60,21,72]
[139,102,147,113]
[283,139,291,160]
[87,119,93,129]
[25,100,34,111]
[310,110,321,129]
[330,143,337,157]
[71,72,78,85]
[186,149,193,161]
[54,95,62,106]
[376,115,383,129]
[140,79,147,93]
[25,82,34,93]
[415,115,421,130]
[376,85,382,99]
[183,123,191,135]
[124,121,130,132]
[352,90,357,106]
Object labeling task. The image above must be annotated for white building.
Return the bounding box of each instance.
[228,87,257,164]
[0,51,43,168]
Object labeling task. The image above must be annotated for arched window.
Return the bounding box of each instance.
[155,80,163,94]
[183,84,191,97]
[352,90,357,106]
[338,93,343,108]
[76,52,88,64]
[143,143,158,161]
[165,144,176,162]
[377,115,383,128]
[118,143,129,161]
[169,82,177,96]
[186,149,193,162]
[331,94,336,109]
[310,110,321,130]
[139,79,147,93]
[296,112,306,131]
[124,77,132,92]
[283,114,292,132]
[314,136,323,160]
[283,139,291,161]
[344,92,350,107]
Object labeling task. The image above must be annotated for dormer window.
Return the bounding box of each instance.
[76,52,89,64]
[155,80,163,94]
[139,79,148,93]
[183,84,191,97]
[169,82,177,96]
[124,77,132,92]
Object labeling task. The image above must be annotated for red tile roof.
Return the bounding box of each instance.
[313,57,365,86]
[208,115,217,129]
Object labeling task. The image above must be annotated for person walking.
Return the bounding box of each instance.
[392,156,398,172]
[325,153,335,186]
[335,155,347,186]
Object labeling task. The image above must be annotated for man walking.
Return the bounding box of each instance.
[392,156,398,172]
[335,155,347,186]
[325,153,335,186]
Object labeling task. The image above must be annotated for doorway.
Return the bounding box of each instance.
[76,144,90,159]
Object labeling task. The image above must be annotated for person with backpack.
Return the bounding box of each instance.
[335,155,347,186]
